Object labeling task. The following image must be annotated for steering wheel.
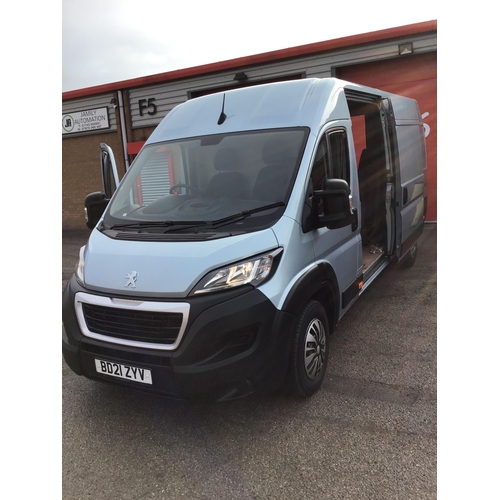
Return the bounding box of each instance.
[169,183,202,195]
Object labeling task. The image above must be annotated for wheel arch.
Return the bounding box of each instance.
[281,262,340,333]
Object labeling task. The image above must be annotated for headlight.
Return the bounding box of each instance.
[75,246,86,285]
[190,248,282,295]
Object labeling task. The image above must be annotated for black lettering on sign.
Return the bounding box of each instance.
[138,368,145,381]
[138,98,157,116]
[125,366,131,378]
[100,361,107,372]
[106,362,114,373]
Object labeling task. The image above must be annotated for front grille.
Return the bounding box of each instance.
[82,303,183,344]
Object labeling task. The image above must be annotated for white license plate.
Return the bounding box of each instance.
[94,359,152,385]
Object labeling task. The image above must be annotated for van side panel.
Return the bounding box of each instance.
[396,125,427,255]
[390,95,422,122]
[392,96,427,256]
[396,123,427,248]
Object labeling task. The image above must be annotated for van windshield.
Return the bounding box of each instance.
[104,128,308,234]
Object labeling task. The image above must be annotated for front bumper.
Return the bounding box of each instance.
[62,275,295,401]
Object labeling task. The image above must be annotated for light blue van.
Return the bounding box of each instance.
[62,78,427,401]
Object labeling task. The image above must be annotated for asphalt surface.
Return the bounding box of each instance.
[62,224,437,500]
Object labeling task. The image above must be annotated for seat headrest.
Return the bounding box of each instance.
[262,138,294,165]
[213,148,243,171]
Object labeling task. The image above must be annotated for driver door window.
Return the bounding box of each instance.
[310,129,350,189]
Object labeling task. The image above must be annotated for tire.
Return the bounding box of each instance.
[401,242,418,268]
[287,300,329,397]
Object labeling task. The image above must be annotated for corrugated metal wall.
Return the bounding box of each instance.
[128,33,436,129]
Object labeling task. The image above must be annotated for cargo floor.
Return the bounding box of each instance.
[362,244,385,271]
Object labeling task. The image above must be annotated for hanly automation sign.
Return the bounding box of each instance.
[62,107,110,135]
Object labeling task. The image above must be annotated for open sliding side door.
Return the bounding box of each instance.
[383,97,427,259]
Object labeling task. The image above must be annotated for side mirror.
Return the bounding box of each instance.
[314,179,355,230]
[84,192,108,229]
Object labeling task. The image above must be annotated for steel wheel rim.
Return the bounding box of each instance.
[304,318,326,380]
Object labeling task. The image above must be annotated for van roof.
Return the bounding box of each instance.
[145,78,349,143]
[145,78,418,144]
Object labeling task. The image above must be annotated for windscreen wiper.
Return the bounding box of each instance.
[210,202,285,228]
[108,220,207,231]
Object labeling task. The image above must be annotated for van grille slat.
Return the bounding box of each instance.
[82,304,182,343]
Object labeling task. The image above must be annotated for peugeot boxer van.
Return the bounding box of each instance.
[62,78,427,401]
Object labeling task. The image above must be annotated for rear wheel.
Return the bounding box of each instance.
[287,301,329,397]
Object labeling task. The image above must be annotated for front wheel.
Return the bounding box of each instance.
[287,301,329,397]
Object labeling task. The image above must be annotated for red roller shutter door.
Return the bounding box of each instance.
[338,52,437,221]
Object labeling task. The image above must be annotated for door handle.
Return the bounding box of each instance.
[403,187,408,205]
[351,207,358,231]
